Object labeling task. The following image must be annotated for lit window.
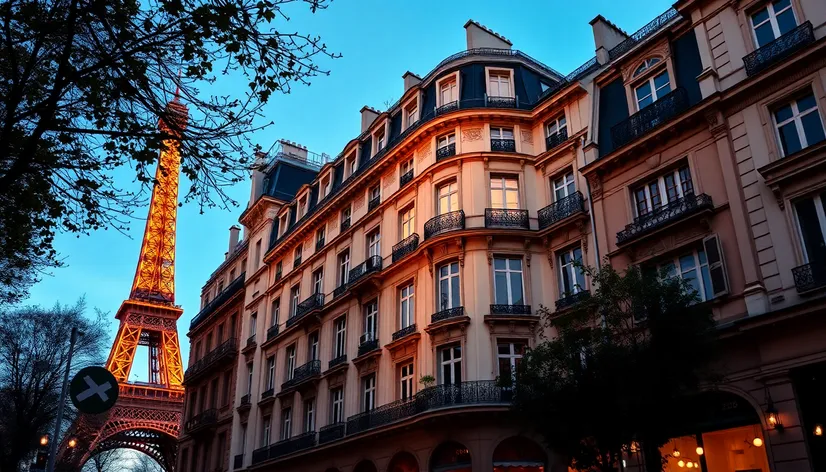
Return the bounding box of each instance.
[437,181,459,215]
[773,91,825,156]
[751,0,797,47]
[491,127,514,141]
[400,362,415,400]
[367,229,381,258]
[497,341,525,379]
[488,71,512,97]
[493,257,524,305]
[632,165,694,217]
[439,345,462,385]
[558,247,586,298]
[399,283,415,329]
[553,171,576,201]
[400,206,415,239]
[437,262,461,310]
[285,344,296,380]
[634,70,671,110]
[490,176,519,209]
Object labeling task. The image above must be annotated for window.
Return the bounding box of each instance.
[401,158,414,177]
[303,398,315,433]
[497,341,526,379]
[437,133,456,152]
[275,261,283,279]
[795,193,826,266]
[280,408,292,440]
[341,206,351,227]
[552,171,577,201]
[217,323,224,344]
[437,181,459,215]
[298,196,307,217]
[270,298,280,327]
[217,280,224,293]
[399,283,415,329]
[316,227,325,249]
[312,269,323,295]
[657,249,713,302]
[330,387,344,423]
[751,0,797,47]
[338,250,350,286]
[773,91,825,156]
[246,362,253,395]
[490,176,519,209]
[222,371,232,405]
[347,154,357,177]
[369,184,381,203]
[205,333,213,352]
[367,229,381,258]
[405,104,418,128]
[634,70,671,110]
[488,71,512,97]
[261,416,271,446]
[493,257,524,305]
[334,316,347,358]
[400,362,414,400]
[546,115,567,138]
[293,245,302,267]
[438,262,461,310]
[285,344,296,380]
[633,57,661,77]
[439,345,462,385]
[376,133,386,152]
[439,77,457,105]
[254,240,262,270]
[490,127,515,141]
[558,247,586,297]
[399,206,416,240]
[362,374,376,411]
[364,300,378,340]
[279,214,288,237]
[290,285,300,317]
[308,331,319,361]
[633,165,694,217]
[266,356,275,389]
[249,313,257,338]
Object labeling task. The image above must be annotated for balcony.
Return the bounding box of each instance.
[357,333,380,357]
[538,192,585,230]
[792,262,826,293]
[485,208,529,229]
[281,360,321,390]
[487,96,517,108]
[237,394,251,411]
[333,283,348,299]
[490,304,532,315]
[744,22,814,77]
[251,446,268,465]
[319,423,345,444]
[435,100,459,115]
[424,210,465,240]
[233,454,243,470]
[190,272,246,331]
[610,87,689,150]
[242,335,256,354]
[490,138,516,153]
[260,432,317,462]
[266,325,279,341]
[556,290,591,311]
[400,169,414,187]
[545,128,569,152]
[392,324,417,341]
[340,217,351,231]
[392,234,419,263]
[616,193,713,245]
[183,337,238,385]
[328,355,347,371]
[184,408,218,434]
[348,255,383,287]
[260,388,274,403]
[431,306,465,324]
[368,196,381,212]
[287,293,325,327]
[436,143,456,161]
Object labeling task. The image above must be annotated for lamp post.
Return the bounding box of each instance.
[46,326,79,472]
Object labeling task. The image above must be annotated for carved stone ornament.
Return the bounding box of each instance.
[704,108,727,137]
[418,143,432,162]
[588,173,603,199]
[353,195,366,211]
[462,127,483,142]
[383,169,396,188]
[426,247,434,274]
[520,130,534,144]
[524,239,532,267]
[543,236,554,269]
[456,237,465,267]
[487,236,494,265]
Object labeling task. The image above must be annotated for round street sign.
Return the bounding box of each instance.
[69,366,119,415]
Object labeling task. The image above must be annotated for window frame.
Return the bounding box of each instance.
[285,344,296,381]
[312,268,323,295]
[362,373,376,412]
[633,69,672,111]
[749,0,798,48]
[399,362,415,401]
[290,285,301,317]
[793,193,826,263]
[308,331,319,361]
[337,249,350,287]
[330,387,344,423]
[436,180,459,215]
[631,164,695,217]
[266,355,275,390]
[485,68,514,98]
[436,73,459,107]
[492,257,525,306]
[771,90,826,157]
[280,407,292,441]
[490,174,520,210]
[363,299,378,339]
[552,170,577,202]
[303,398,315,433]
[367,228,381,258]
[437,261,461,311]
[496,340,526,379]
[439,344,462,385]
[558,246,586,298]
[334,316,347,358]
[270,298,280,327]
[400,205,415,239]
[545,115,567,138]
[399,282,415,329]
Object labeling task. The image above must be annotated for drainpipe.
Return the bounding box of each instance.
[585,175,601,269]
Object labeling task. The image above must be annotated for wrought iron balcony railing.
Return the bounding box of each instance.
[368,196,381,212]
[392,234,419,263]
[608,7,680,60]
[319,423,346,444]
[400,169,414,187]
[185,408,218,433]
[616,193,713,245]
[233,454,243,470]
[281,360,321,389]
[333,283,348,299]
[190,273,246,330]
[436,143,456,161]
[424,210,465,240]
[260,388,274,400]
[556,290,591,311]
[348,255,383,285]
[490,138,516,152]
[184,337,238,383]
[264,431,317,461]
[245,335,256,350]
[435,100,459,115]
[392,324,417,341]
[340,217,351,231]
[266,325,279,341]
[328,355,347,370]
[611,87,689,149]
[487,96,517,108]
[545,128,568,152]
[744,22,814,77]
[490,304,532,315]
[538,191,585,229]
[431,306,465,323]
[792,262,826,293]
[251,446,269,465]
[291,293,325,322]
[239,394,251,408]
[485,208,529,229]
[358,332,379,356]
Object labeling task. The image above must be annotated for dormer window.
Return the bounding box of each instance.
[633,58,661,77]
[321,176,331,198]
[279,213,289,237]
[405,103,418,128]
[488,70,513,98]
[439,77,458,106]
[346,152,357,177]
[298,195,308,217]
[376,132,386,152]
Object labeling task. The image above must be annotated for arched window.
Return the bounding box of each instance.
[388,451,420,472]
[633,57,661,77]
[492,436,547,472]
[430,441,471,472]
[353,460,378,472]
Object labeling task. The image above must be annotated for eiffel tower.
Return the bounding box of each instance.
[56,96,188,471]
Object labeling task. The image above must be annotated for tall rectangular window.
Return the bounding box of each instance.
[488,71,512,97]
[750,0,797,47]
[270,298,280,327]
[266,356,275,390]
[400,158,414,179]
[399,283,415,329]
[437,262,461,310]
[773,91,825,156]
[497,341,525,379]
[312,269,324,295]
[439,345,462,385]
[369,184,381,203]
[249,313,257,338]
[632,165,694,216]
[376,133,386,152]
[490,176,519,209]
[439,78,457,105]
[334,316,347,358]
[400,362,414,401]
[316,227,325,249]
[362,374,376,412]
[261,415,271,446]
[246,362,253,395]
[634,70,671,110]
[285,344,296,380]
[254,240,262,270]
[367,229,381,258]
[363,300,378,341]
[558,247,586,298]
[546,115,567,139]
[338,250,350,287]
[308,331,319,361]
[405,104,418,128]
[290,285,301,317]
[293,245,302,268]
[280,408,292,440]
[437,134,456,154]
[657,249,714,302]
[400,206,415,239]
[330,387,344,423]
[303,398,316,433]
[437,181,459,215]
[341,206,352,227]
[493,257,524,305]
[553,171,576,201]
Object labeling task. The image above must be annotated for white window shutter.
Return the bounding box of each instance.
[703,234,729,298]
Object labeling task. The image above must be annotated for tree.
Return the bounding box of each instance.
[0,0,339,303]
[513,263,718,472]
[83,449,134,472]
[0,299,109,471]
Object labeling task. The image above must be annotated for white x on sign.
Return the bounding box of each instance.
[76,375,113,402]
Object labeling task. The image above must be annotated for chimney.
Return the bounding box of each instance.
[464,20,512,50]
[360,106,380,133]
[403,71,422,94]
[249,151,268,205]
[228,225,241,256]
[590,15,628,64]
[278,139,309,161]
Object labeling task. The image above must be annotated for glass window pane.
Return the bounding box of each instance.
[776,8,796,35]
[494,258,506,270]
[509,259,522,271]
[797,94,817,112]
[684,268,701,295]
[635,82,652,101]
[510,273,524,304]
[451,276,461,307]
[662,262,677,278]
[638,95,654,109]
[440,279,449,309]
[567,181,576,195]
[698,248,708,265]
[773,0,791,9]
[495,273,509,304]
[779,122,802,155]
[498,344,510,355]
[560,267,572,294]
[801,112,826,147]
[775,104,794,123]
[575,266,586,289]
[701,266,713,301]
[653,72,670,90]
[679,254,697,272]
[751,8,769,26]
[795,198,826,262]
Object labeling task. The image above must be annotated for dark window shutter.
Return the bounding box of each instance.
[703,234,729,298]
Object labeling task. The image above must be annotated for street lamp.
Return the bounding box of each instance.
[67,438,77,448]
[40,435,49,446]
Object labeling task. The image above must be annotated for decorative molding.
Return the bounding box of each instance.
[520,130,533,144]
[426,247,434,274]
[383,169,396,189]
[725,53,826,114]
[486,236,494,265]
[704,108,727,137]
[353,195,366,211]
[418,143,432,162]
[524,239,532,267]
[587,173,603,200]
[543,237,554,269]
[456,237,465,267]
[461,127,483,142]
[621,41,671,84]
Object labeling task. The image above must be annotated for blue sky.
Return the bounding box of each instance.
[24,0,673,380]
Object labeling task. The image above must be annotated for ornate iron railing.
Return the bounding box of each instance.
[424,210,465,240]
[319,423,346,444]
[545,128,569,152]
[392,234,419,263]
[368,196,381,212]
[252,446,268,464]
[348,255,383,285]
[245,335,256,349]
[485,208,529,229]
[490,138,516,152]
[431,306,465,323]
[281,360,321,390]
[263,432,317,461]
[315,238,325,252]
[233,454,243,469]
[184,338,238,384]
[556,290,591,311]
[328,355,347,370]
[400,169,414,187]
[260,388,274,400]
[185,408,218,433]
[340,217,351,231]
[239,394,251,408]
[333,283,348,299]
[266,325,279,341]
[490,304,532,315]
[436,143,456,161]
[487,96,517,108]
[611,87,689,149]
[744,22,814,77]
[435,101,459,115]
[616,193,713,245]
[608,8,680,60]
[357,333,379,357]
[792,262,826,293]
[293,293,325,320]
[538,191,585,229]
[190,273,246,330]
[392,324,417,341]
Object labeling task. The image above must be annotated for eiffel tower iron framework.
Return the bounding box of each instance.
[56,96,189,472]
